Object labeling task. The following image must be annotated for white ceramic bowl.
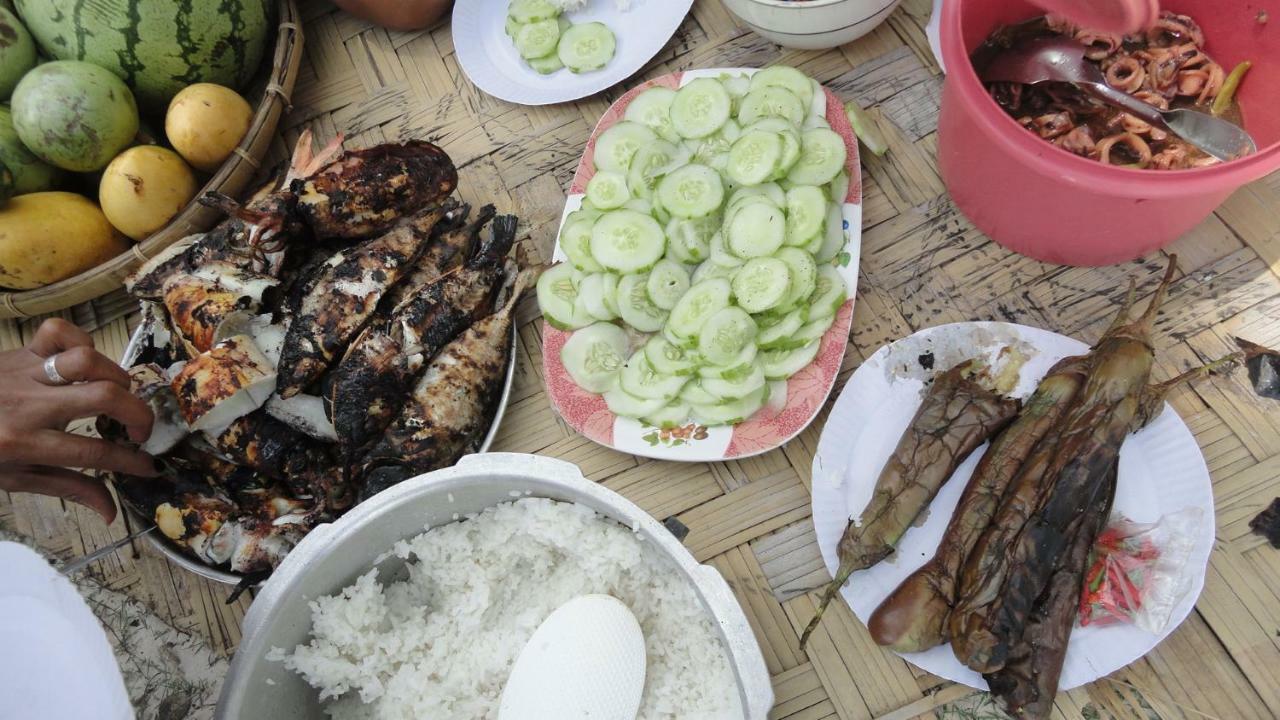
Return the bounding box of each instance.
[722,0,904,49]
[216,453,774,718]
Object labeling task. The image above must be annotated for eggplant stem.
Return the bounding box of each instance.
[1137,256,1178,331]
[1103,280,1138,337]
[800,560,859,649]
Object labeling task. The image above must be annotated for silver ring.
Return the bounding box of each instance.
[43,355,70,386]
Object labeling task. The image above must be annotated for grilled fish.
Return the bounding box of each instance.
[295,140,458,240]
[358,265,540,500]
[329,212,513,453]
[276,205,449,397]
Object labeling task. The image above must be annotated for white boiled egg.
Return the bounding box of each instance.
[498,594,647,720]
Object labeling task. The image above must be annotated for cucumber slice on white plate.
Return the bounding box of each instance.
[667,278,731,343]
[615,273,668,333]
[505,16,522,38]
[808,265,848,319]
[738,86,806,126]
[709,230,745,268]
[726,131,782,186]
[784,185,826,245]
[816,201,847,263]
[620,350,689,400]
[828,171,850,204]
[657,164,724,219]
[680,379,722,405]
[623,197,653,215]
[731,257,791,313]
[537,264,594,330]
[726,202,785,259]
[756,308,805,349]
[701,360,765,400]
[515,19,560,60]
[579,272,617,321]
[594,121,657,174]
[719,73,751,102]
[509,0,557,22]
[645,335,700,376]
[559,22,616,73]
[586,171,630,210]
[561,322,628,392]
[748,65,814,113]
[671,78,732,139]
[691,386,767,427]
[646,259,691,311]
[760,339,822,380]
[691,260,737,284]
[802,114,831,131]
[697,306,757,366]
[624,87,679,143]
[666,215,717,264]
[559,216,603,273]
[787,128,847,186]
[644,401,692,429]
[698,343,758,380]
[775,246,818,309]
[591,209,666,273]
[729,182,786,209]
[527,53,564,74]
[604,387,668,418]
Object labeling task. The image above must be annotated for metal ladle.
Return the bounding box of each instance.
[981,36,1256,162]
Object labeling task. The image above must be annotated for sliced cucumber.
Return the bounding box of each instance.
[625,87,679,143]
[626,140,681,200]
[591,209,666,273]
[731,257,791,313]
[691,260,737,284]
[775,247,818,310]
[645,335,699,376]
[845,100,889,157]
[559,22,616,73]
[667,278,731,342]
[505,16,523,38]
[808,265,847,320]
[620,350,689,400]
[646,259,691,311]
[749,66,814,113]
[726,202,785,259]
[624,197,653,215]
[816,201,846,263]
[760,340,822,380]
[561,322,629,392]
[774,129,802,178]
[644,401,692,429]
[726,131,782,186]
[738,86,806,126]
[697,307,757,366]
[709,230,745,268]
[538,264,594,330]
[527,53,565,74]
[681,380,722,405]
[616,273,668,333]
[779,315,833,351]
[671,78,732,139]
[802,114,831,131]
[666,215,717,264]
[586,171,630,210]
[729,182,786,209]
[698,343,758,380]
[701,361,765,400]
[828,171,850,204]
[579,272,618,321]
[756,308,805,349]
[509,0,557,22]
[600,272,621,317]
[691,386,767,427]
[604,387,668,418]
[594,121,657,174]
[559,216,603,272]
[784,185,826,246]
[787,128,847,186]
[720,73,751,102]
[515,19,560,60]
[657,164,724,219]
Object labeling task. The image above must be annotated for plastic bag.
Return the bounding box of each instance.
[1078,507,1202,634]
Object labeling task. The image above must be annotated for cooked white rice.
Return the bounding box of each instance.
[271,498,742,719]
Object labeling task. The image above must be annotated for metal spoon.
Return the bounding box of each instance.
[981,36,1256,162]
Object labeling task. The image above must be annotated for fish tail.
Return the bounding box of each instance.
[473,214,519,266]
[800,558,859,649]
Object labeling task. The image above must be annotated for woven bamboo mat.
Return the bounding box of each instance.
[3,1,1280,718]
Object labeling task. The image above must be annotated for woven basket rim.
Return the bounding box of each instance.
[0,0,304,320]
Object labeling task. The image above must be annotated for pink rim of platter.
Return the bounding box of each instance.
[543,67,864,462]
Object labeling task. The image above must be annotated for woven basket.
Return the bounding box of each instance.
[0,0,304,320]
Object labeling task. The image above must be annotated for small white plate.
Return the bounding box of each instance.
[452,0,695,106]
[810,322,1215,690]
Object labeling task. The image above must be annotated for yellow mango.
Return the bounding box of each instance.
[100,146,199,240]
[166,83,253,172]
[0,192,127,289]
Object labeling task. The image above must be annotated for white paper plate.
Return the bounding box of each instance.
[452,0,695,106]
[810,322,1215,690]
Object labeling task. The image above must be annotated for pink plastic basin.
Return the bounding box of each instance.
[937,0,1280,266]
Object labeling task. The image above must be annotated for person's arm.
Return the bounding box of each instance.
[0,318,158,523]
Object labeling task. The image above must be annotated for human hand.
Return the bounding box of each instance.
[0,319,158,523]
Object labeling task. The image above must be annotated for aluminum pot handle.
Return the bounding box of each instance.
[694,564,774,719]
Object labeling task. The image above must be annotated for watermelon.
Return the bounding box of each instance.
[13,0,271,111]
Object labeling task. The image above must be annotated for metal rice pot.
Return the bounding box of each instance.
[217,453,774,718]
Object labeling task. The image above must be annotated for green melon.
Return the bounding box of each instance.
[14,0,270,111]
[0,7,36,100]
[0,105,59,193]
